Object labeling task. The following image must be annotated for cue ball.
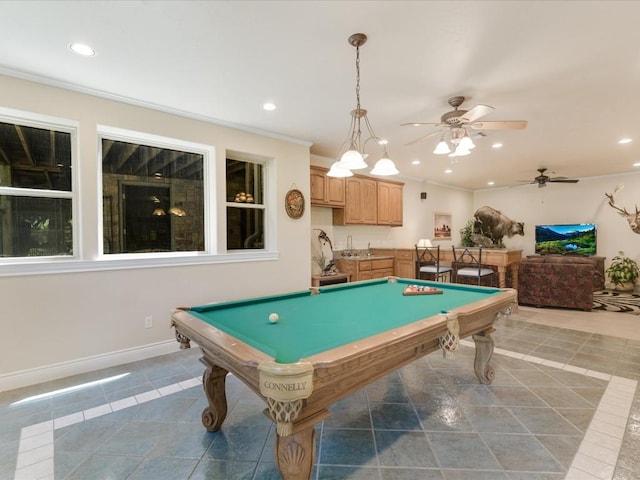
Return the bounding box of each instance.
[268,313,279,323]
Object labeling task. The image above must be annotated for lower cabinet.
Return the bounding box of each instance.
[334,258,394,282]
[371,248,417,279]
[394,249,416,279]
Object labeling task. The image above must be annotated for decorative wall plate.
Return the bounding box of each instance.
[285,188,305,219]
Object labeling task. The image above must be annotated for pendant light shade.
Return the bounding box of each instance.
[338,149,368,170]
[433,139,451,155]
[458,134,476,150]
[327,161,354,177]
[370,149,399,176]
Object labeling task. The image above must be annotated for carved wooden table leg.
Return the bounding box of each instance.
[174,330,191,349]
[472,331,495,384]
[275,424,316,480]
[200,358,229,431]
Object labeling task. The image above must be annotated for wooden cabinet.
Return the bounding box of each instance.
[333,176,377,225]
[310,166,345,207]
[334,257,395,282]
[311,166,404,226]
[377,181,403,226]
[372,248,416,279]
[394,249,415,278]
[332,175,402,226]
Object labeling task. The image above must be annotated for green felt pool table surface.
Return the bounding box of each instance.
[188,277,501,363]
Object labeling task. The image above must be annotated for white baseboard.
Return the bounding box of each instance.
[0,340,182,393]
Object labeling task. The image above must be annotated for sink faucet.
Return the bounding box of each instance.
[367,242,372,256]
[346,235,353,254]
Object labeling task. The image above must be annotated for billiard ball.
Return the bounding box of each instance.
[268,313,279,323]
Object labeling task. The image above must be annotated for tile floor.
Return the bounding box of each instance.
[1,306,639,480]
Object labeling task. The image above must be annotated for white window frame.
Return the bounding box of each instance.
[97,125,215,259]
[0,107,80,266]
[224,150,277,256]
[225,155,267,252]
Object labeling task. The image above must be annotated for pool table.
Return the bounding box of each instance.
[171,277,516,480]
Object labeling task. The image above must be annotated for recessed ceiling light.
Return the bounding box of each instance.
[633,162,640,167]
[491,143,503,149]
[487,181,495,186]
[411,160,420,165]
[261,103,276,111]
[619,138,632,144]
[68,42,95,57]
[444,169,453,174]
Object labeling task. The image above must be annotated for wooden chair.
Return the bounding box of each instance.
[415,245,452,282]
[451,247,496,286]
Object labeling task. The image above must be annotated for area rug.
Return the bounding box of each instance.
[593,290,640,315]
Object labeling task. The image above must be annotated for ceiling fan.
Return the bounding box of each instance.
[402,96,527,147]
[522,168,580,188]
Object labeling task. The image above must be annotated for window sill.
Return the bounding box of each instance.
[0,251,279,277]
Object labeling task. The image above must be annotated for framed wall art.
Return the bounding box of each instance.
[285,188,305,219]
[433,212,452,240]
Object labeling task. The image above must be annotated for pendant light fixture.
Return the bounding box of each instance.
[329,33,399,177]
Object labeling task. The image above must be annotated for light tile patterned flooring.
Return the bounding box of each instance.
[1,306,639,480]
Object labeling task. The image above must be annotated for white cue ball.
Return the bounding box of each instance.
[268,313,279,323]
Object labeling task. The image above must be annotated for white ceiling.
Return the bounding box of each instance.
[1,1,640,190]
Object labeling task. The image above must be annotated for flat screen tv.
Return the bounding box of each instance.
[534,223,597,256]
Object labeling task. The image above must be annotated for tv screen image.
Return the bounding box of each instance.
[534,223,597,256]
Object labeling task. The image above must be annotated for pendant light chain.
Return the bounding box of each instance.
[355,43,361,113]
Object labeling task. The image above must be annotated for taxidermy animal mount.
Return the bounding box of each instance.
[605,185,640,234]
[472,206,525,248]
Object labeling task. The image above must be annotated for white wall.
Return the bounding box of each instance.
[473,173,640,266]
[0,75,311,387]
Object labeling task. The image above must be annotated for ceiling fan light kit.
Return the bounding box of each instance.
[404,96,528,157]
[329,33,399,178]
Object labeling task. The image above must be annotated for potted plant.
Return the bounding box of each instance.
[460,219,476,247]
[606,251,639,292]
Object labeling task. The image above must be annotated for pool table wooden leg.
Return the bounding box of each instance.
[472,331,495,384]
[275,424,316,480]
[200,359,229,431]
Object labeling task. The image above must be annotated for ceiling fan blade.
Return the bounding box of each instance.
[469,120,528,130]
[400,122,441,127]
[548,178,579,183]
[404,130,442,146]
[460,104,494,123]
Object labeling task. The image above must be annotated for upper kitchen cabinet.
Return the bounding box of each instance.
[310,166,345,207]
[332,175,403,226]
[332,175,378,225]
[377,180,403,226]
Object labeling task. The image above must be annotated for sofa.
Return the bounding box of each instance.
[517,256,603,311]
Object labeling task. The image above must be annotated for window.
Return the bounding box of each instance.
[100,129,206,255]
[0,110,77,260]
[226,158,265,250]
